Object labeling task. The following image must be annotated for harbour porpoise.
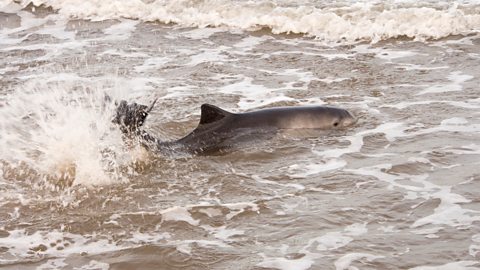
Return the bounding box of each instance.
[113,100,356,154]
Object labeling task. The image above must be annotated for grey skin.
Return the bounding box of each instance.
[113,100,356,154]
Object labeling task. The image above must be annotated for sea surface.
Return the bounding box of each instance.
[1,0,480,269]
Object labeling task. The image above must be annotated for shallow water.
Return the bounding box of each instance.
[1,1,480,270]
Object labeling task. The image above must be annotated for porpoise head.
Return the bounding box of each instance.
[112,99,157,134]
[279,107,357,130]
[329,108,357,129]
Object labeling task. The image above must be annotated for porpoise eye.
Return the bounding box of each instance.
[333,122,339,127]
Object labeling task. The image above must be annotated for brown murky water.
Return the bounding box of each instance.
[1,3,480,270]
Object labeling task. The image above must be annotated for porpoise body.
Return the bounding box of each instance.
[113,101,356,154]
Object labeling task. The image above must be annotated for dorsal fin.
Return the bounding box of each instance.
[199,104,231,125]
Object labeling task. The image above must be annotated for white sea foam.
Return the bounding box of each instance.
[345,223,368,236]
[471,234,480,257]
[412,226,444,238]
[396,64,449,71]
[381,98,480,110]
[315,232,353,251]
[317,53,351,60]
[334,253,384,270]
[282,111,479,232]
[4,0,480,43]
[354,45,420,61]
[187,46,231,66]
[223,201,260,220]
[134,56,170,73]
[417,71,473,95]
[75,260,110,270]
[233,36,266,50]
[35,18,75,41]
[250,174,305,191]
[257,256,314,270]
[411,188,479,228]
[216,67,322,110]
[319,115,480,165]
[0,10,50,45]
[0,229,119,263]
[412,117,480,135]
[287,159,347,178]
[257,243,317,270]
[200,225,244,242]
[317,77,350,84]
[0,66,19,80]
[306,223,368,252]
[37,258,68,270]
[198,208,222,218]
[409,261,480,270]
[256,223,368,269]
[130,230,171,244]
[219,75,294,110]
[313,122,405,160]
[348,164,480,229]
[181,27,226,39]
[103,19,139,41]
[100,49,149,58]
[161,206,199,226]
[0,78,146,186]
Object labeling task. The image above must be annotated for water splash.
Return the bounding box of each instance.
[0,79,145,187]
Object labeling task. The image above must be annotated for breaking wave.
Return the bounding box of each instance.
[2,0,480,42]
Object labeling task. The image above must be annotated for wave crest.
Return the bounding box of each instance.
[5,0,480,42]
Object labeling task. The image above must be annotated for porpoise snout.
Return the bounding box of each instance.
[339,110,357,128]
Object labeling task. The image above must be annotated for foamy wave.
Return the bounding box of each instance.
[5,0,480,42]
